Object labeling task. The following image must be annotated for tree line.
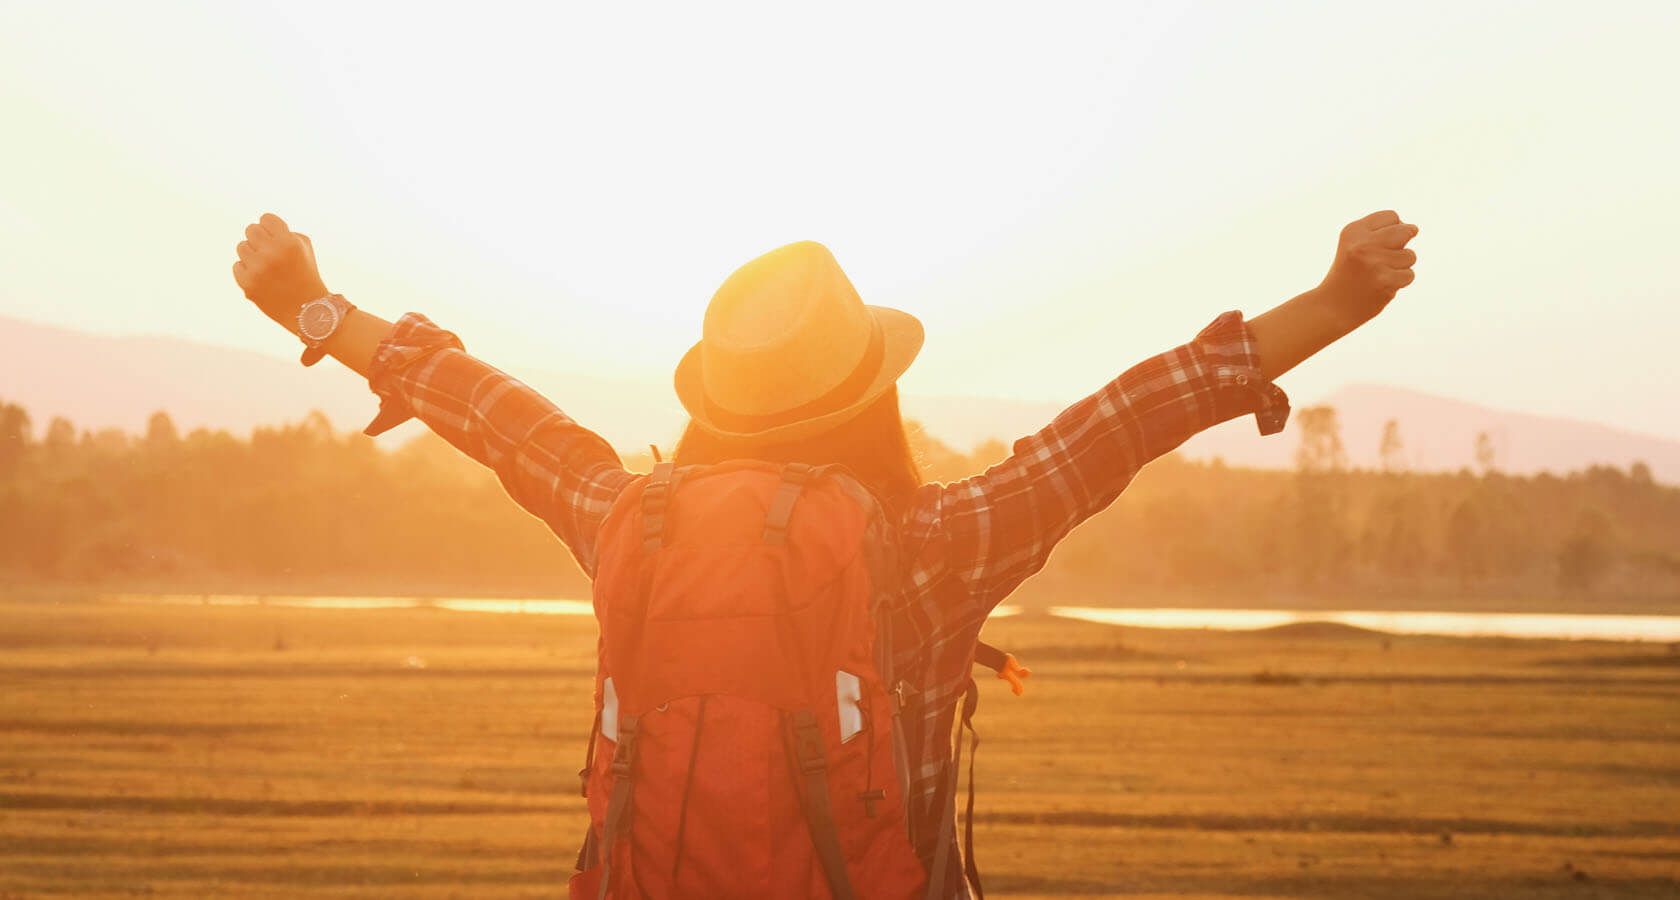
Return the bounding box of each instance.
[2,400,1676,606]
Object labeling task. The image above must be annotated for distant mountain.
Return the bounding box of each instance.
[3,314,1676,483]
[0,313,685,448]
[1179,383,1680,483]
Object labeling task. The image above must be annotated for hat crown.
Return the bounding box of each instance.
[700,241,874,418]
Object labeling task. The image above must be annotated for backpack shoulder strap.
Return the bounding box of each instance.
[959,681,984,900]
[925,679,984,900]
[589,463,682,898]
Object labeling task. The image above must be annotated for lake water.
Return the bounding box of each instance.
[111,595,1020,618]
[1051,606,1680,643]
[113,594,598,616]
[107,595,1680,642]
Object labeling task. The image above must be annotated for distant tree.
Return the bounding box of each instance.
[1557,508,1614,592]
[1293,405,1350,585]
[1474,431,1498,475]
[301,409,335,442]
[1630,461,1654,486]
[0,401,31,480]
[1367,419,1428,578]
[1365,490,1426,576]
[1379,419,1406,474]
[1445,498,1487,581]
[82,427,130,455]
[1294,406,1347,473]
[1470,480,1536,578]
[44,417,76,459]
[145,411,179,446]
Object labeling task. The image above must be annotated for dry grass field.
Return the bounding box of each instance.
[1,599,1676,899]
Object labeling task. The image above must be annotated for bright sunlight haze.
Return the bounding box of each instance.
[2,2,1677,442]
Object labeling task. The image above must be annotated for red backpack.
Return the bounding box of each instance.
[568,461,1024,900]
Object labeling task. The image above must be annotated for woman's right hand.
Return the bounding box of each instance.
[231,213,330,334]
[1316,209,1419,329]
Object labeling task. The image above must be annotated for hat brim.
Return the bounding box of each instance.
[674,305,924,444]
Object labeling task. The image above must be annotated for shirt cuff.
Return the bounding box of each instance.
[1194,310,1291,436]
[362,313,466,436]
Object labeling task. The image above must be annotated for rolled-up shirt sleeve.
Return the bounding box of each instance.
[362,314,469,437]
[363,313,634,575]
[1193,309,1291,436]
[904,309,1290,617]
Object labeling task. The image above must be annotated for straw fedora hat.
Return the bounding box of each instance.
[675,241,923,443]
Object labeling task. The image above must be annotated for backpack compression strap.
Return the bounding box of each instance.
[596,714,641,900]
[784,709,858,900]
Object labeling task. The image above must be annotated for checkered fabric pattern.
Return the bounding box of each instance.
[364,309,1289,898]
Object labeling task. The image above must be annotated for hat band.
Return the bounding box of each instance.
[703,319,886,436]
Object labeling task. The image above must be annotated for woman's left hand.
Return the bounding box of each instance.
[232,213,330,334]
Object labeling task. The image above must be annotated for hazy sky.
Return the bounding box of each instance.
[3,1,1677,439]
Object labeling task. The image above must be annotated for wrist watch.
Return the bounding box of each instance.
[297,294,355,367]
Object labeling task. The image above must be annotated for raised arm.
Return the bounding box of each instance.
[906,210,1418,613]
[230,213,635,574]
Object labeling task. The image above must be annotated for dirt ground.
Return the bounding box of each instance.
[0,599,1676,899]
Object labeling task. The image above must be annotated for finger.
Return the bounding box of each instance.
[1375,247,1416,268]
[1373,222,1419,248]
[232,260,250,290]
[260,213,291,235]
[1380,267,1417,290]
[245,223,269,245]
[1356,209,1401,230]
[236,240,257,262]
[296,232,312,250]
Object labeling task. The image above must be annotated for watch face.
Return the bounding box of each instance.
[300,301,340,341]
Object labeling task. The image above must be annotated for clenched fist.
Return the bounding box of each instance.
[231,213,329,333]
[1319,210,1419,326]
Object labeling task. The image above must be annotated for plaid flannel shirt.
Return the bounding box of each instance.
[364,310,1289,897]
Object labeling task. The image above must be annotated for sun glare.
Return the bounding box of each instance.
[0,2,1677,432]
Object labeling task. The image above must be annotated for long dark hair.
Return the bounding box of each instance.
[673,386,922,522]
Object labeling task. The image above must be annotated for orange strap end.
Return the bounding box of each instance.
[997,653,1032,696]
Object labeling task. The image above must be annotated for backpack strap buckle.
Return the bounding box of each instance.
[578,707,603,798]
[790,710,828,774]
[608,715,640,779]
[763,463,817,546]
[641,463,676,554]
